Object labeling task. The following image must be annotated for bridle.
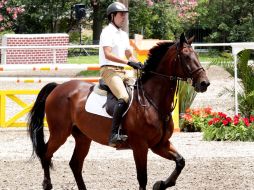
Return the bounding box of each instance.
[136,42,205,125]
[148,42,204,83]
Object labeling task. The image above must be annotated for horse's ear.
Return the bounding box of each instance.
[180,33,187,45]
[188,36,195,45]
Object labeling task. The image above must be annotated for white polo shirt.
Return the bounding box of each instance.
[99,23,131,67]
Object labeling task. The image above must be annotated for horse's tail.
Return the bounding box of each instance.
[27,82,58,161]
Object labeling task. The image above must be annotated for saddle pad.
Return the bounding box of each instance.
[85,89,133,118]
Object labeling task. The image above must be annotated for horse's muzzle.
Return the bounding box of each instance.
[194,80,210,92]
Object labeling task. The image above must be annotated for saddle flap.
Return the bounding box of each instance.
[99,79,110,91]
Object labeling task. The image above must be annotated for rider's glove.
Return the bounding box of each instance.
[127,61,144,70]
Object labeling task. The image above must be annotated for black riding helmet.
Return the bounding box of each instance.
[107,2,128,22]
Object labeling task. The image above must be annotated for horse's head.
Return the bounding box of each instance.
[142,33,210,92]
[173,33,210,92]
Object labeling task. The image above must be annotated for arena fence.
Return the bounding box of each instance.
[0,89,41,127]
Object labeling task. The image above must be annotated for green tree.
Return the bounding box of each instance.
[0,0,24,32]
[129,0,183,39]
[14,0,78,33]
[196,0,254,42]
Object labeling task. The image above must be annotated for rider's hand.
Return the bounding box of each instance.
[127,61,144,70]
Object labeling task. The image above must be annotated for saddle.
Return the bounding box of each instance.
[85,79,134,118]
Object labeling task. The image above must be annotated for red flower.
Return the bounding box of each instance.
[218,112,227,119]
[208,119,213,125]
[182,113,193,122]
[213,117,220,124]
[250,115,254,123]
[242,118,250,127]
[193,108,201,116]
[233,115,239,125]
[226,117,232,123]
[204,107,212,114]
[222,120,229,126]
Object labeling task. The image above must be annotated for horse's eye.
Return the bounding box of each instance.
[183,49,189,53]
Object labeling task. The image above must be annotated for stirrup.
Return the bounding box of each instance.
[109,134,128,147]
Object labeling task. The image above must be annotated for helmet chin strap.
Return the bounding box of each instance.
[111,14,120,29]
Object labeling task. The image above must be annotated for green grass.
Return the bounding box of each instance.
[78,70,100,77]
[68,54,231,76]
[67,55,99,64]
[67,54,231,65]
[198,54,232,62]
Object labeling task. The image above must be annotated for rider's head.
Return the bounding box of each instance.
[107,2,128,28]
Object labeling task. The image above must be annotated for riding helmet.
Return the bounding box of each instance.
[106,2,128,16]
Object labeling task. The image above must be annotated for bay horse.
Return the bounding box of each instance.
[28,33,210,190]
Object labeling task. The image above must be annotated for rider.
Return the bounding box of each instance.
[99,2,143,147]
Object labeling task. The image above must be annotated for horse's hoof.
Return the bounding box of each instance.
[42,179,53,190]
[153,181,166,190]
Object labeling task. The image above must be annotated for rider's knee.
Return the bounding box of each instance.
[118,95,129,104]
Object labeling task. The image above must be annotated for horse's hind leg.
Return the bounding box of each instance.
[42,122,72,190]
[70,126,91,190]
[151,140,185,190]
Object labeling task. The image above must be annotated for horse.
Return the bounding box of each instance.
[27,33,210,190]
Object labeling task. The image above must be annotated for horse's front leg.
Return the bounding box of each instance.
[132,141,149,190]
[151,140,185,190]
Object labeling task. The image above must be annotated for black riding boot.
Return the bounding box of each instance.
[108,99,128,147]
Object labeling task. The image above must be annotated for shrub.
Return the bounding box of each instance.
[178,81,197,115]
[180,107,214,132]
[180,107,254,141]
[203,113,254,141]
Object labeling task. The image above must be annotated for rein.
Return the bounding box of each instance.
[136,78,173,123]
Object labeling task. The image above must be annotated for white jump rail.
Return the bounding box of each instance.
[0,63,99,71]
[0,77,100,83]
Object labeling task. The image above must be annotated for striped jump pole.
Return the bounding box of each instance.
[0,64,100,71]
[0,77,100,83]
[0,64,133,71]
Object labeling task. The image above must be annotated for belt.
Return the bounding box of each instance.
[101,65,124,70]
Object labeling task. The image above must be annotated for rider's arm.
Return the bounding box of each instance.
[125,49,139,62]
[103,46,128,64]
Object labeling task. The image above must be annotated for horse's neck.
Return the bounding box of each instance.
[143,77,177,116]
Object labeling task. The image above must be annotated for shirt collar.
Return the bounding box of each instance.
[109,23,121,32]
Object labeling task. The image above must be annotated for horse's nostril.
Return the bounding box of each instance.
[201,81,210,87]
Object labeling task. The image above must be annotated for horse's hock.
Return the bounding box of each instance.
[1,33,69,64]
[130,37,180,130]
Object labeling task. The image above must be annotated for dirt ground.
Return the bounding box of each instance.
[0,130,253,190]
[0,65,253,190]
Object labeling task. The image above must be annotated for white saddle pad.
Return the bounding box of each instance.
[85,91,112,118]
[85,89,133,118]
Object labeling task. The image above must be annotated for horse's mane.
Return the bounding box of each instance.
[141,41,175,82]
